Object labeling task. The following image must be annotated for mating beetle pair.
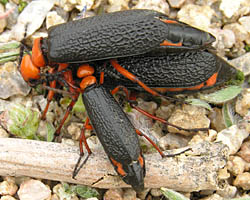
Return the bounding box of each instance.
[19,9,237,191]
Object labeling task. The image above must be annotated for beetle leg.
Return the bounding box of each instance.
[111,85,129,100]
[130,102,209,132]
[54,92,79,141]
[135,130,191,158]
[41,80,56,120]
[41,68,57,120]
[72,118,93,179]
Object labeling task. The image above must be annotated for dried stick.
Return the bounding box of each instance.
[0,138,228,192]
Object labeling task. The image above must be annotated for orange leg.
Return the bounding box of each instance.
[73,118,93,179]
[111,85,129,99]
[54,92,79,140]
[136,130,191,158]
[41,68,57,120]
[131,103,209,132]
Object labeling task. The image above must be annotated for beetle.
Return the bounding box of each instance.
[20,9,216,96]
[92,49,237,93]
[60,64,193,191]
[77,83,146,191]
[21,48,237,136]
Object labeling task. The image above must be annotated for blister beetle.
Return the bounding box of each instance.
[56,64,193,191]
[20,9,215,96]
[93,50,237,93]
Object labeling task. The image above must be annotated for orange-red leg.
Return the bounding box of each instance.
[41,69,56,120]
[73,118,93,178]
[136,129,191,158]
[131,103,209,132]
[111,85,129,99]
[54,93,79,140]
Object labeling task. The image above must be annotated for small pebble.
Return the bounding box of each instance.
[0,196,17,200]
[0,181,18,196]
[168,0,186,8]
[216,184,237,199]
[217,167,230,180]
[159,133,189,150]
[123,188,137,200]
[216,125,249,155]
[150,188,162,197]
[133,0,170,14]
[46,11,66,29]
[167,104,210,136]
[227,156,246,176]
[237,140,250,163]
[67,122,82,140]
[208,107,226,132]
[104,188,124,200]
[0,127,9,138]
[177,4,214,31]
[0,4,7,33]
[0,62,30,99]
[233,172,250,190]
[235,89,250,116]
[17,179,51,200]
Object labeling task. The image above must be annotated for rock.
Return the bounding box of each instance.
[159,133,189,150]
[11,0,55,41]
[168,0,186,8]
[233,172,250,190]
[167,104,210,136]
[50,194,59,200]
[239,16,250,34]
[0,127,9,138]
[104,188,124,200]
[67,122,82,140]
[17,179,51,200]
[217,167,230,180]
[137,188,150,200]
[227,156,246,176]
[0,62,30,99]
[220,0,250,19]
[208,107,226,132]
[230,53,250,76]
[56,0,94,12]
[0,181,18,196]
[238,140,250,162]
[235,89,250,116]
[0,4,7,33]
[5,3,19,29]
[0,30,12,42]
[0,196,17,200]
[224,23,248,44]
[155,104,175,119]
[123,188,137,200]
[216,125,249,155]
[150,188,162,197]
[209,28,235,56]
[46,11,66,29]
[216,184,237,199]
[107,0,129,12]
[177,4,215,31]
[132,0,170,15]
